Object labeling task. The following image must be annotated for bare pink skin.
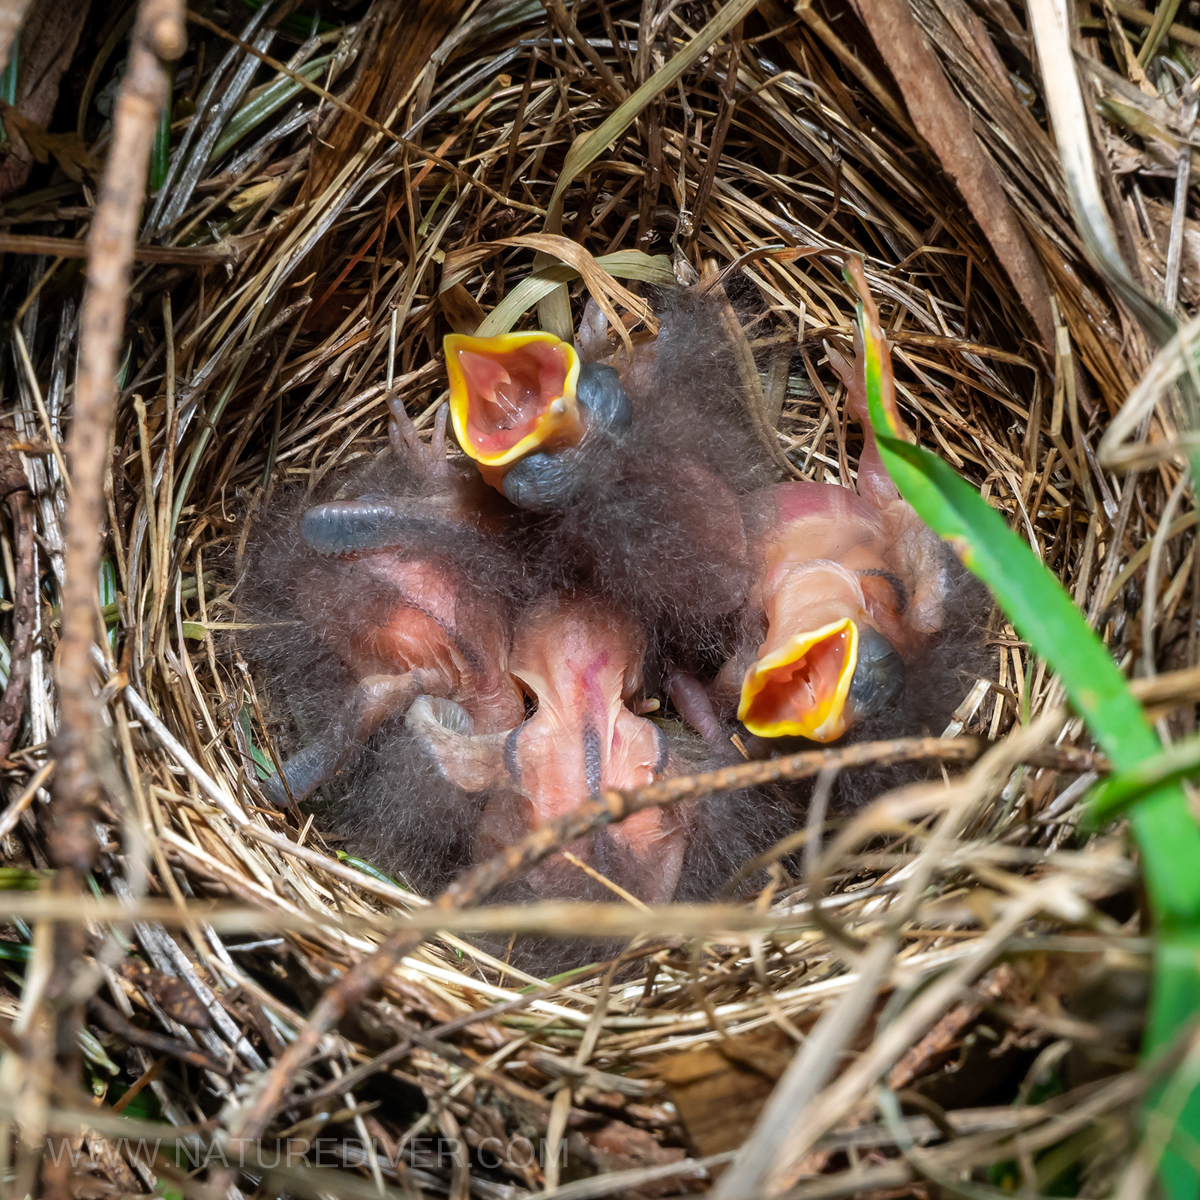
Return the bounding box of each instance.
[264,401,526,809]
[297,398,523,741]
[410,595,685,904]
[713,343,945,712]
[665,669,724,746]
[295,555,523,737]
[825,342,945,636]
[494,597,680,901]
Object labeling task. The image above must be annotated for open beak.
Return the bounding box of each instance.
[445,332,584,474]
[738,618,858,742]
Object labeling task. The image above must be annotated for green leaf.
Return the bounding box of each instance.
[249,743,272,778]
[0,867,45,892]
[239,705,274,779]
[237,0,336,38]
[335,850,409,891]
[847,256,1200,1200]
[98,559,117,607]
[878,430,1200,918]
[208,57,332,164]
[151,67,172,192]
[1089,735,1200,822]
[847,258,1200,919]
[108,1082,163,1123]
[78,1026,120,1075]
[0,33,17,146]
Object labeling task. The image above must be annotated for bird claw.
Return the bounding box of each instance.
[388,397,452,483]
[576,360,632,429]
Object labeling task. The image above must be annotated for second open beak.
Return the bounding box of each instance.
[445,332,584,471]
[738,618,859,742]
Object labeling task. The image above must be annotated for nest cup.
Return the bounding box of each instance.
[0,0,1185,1194]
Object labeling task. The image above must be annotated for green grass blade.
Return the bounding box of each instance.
[335,851,409,891]
[1089,735,1200,822]
[876,433,1200,914]
[847,257,1200,1199]
[537,0,759,322]
[237,0,336,38]
[847,257,1200,914]
[0,33,16,147]
[208,57,331,164]
[150,66,172,191]
[545,0,761,226]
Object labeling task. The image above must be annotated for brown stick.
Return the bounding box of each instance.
[226,731,1086,1144]
[54,0,184,872]
[87,998,228,1075]
[45,2,184,1194]
[0,450,33,761]
[852,0,1054,351]
[0,232,247,265]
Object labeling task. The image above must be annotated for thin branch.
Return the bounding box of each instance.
[224,727,1087,1143]
[0,232,252,265]
[46,1,184,1193]
[87,997,229,1075]
[54,0,185,863]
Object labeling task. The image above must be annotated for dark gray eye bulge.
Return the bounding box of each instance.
[501,451,578,511]
[500,362,631,513]
[262,739,344,807]
[576,360,632,429]
[849,626,905,718]
[302,500,410,555]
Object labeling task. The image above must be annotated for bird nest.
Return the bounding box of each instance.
[0,0,1194,1196]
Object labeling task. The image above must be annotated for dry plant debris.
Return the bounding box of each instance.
[0,0,1195,1197]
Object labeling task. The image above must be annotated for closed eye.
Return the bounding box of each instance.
[856,567,908,612]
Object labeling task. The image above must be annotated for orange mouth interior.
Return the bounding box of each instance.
[445,332,583,467]
[738,618,859,742]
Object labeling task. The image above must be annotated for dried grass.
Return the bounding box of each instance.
[0,0,1195,1196]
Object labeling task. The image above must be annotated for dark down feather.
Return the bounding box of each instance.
[511,287,775,658]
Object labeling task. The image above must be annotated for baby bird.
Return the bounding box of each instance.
[442,289,771,645]
[707,340,976,747]
[249,400,525,807]
[405,593,686,905]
